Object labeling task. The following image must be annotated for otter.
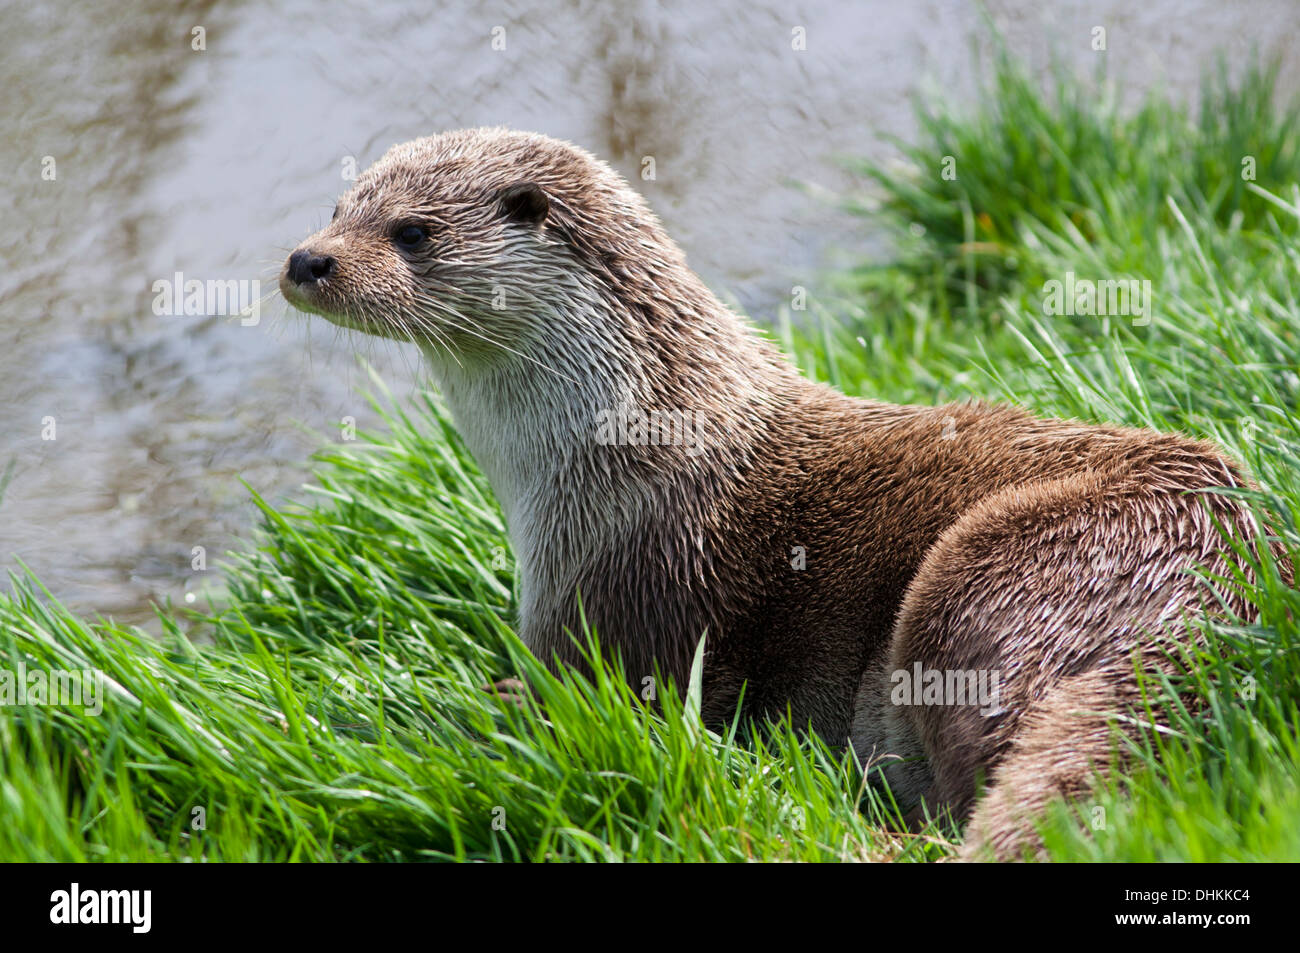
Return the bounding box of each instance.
[280,127,1281,860]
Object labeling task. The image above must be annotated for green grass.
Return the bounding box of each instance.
[0,391,919,862]
[3,44,1300,861]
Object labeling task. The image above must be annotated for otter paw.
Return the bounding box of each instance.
[482,678,530,710]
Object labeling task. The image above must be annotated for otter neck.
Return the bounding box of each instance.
[419,283,804,641]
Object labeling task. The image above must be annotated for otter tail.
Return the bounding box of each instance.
[958,665,1141,861]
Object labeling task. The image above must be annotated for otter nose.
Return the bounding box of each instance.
[287,250,337,285]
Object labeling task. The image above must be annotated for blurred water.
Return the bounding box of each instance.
[0,0,1295,626]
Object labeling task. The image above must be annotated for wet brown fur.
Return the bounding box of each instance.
[281,128,1283,861]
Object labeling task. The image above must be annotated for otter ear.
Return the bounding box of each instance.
[497,182,549,226]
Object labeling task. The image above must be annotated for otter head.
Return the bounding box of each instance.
[280,129,773,526]
[280,127,681,367]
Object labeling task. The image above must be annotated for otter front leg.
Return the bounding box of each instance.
[720,642,863,745]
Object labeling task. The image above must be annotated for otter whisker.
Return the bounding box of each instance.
[413,294,579,385]
[401,307,462,368]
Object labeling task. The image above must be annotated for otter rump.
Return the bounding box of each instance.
[280,127,1280,860]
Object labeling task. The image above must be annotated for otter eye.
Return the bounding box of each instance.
[394,224,426,248]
